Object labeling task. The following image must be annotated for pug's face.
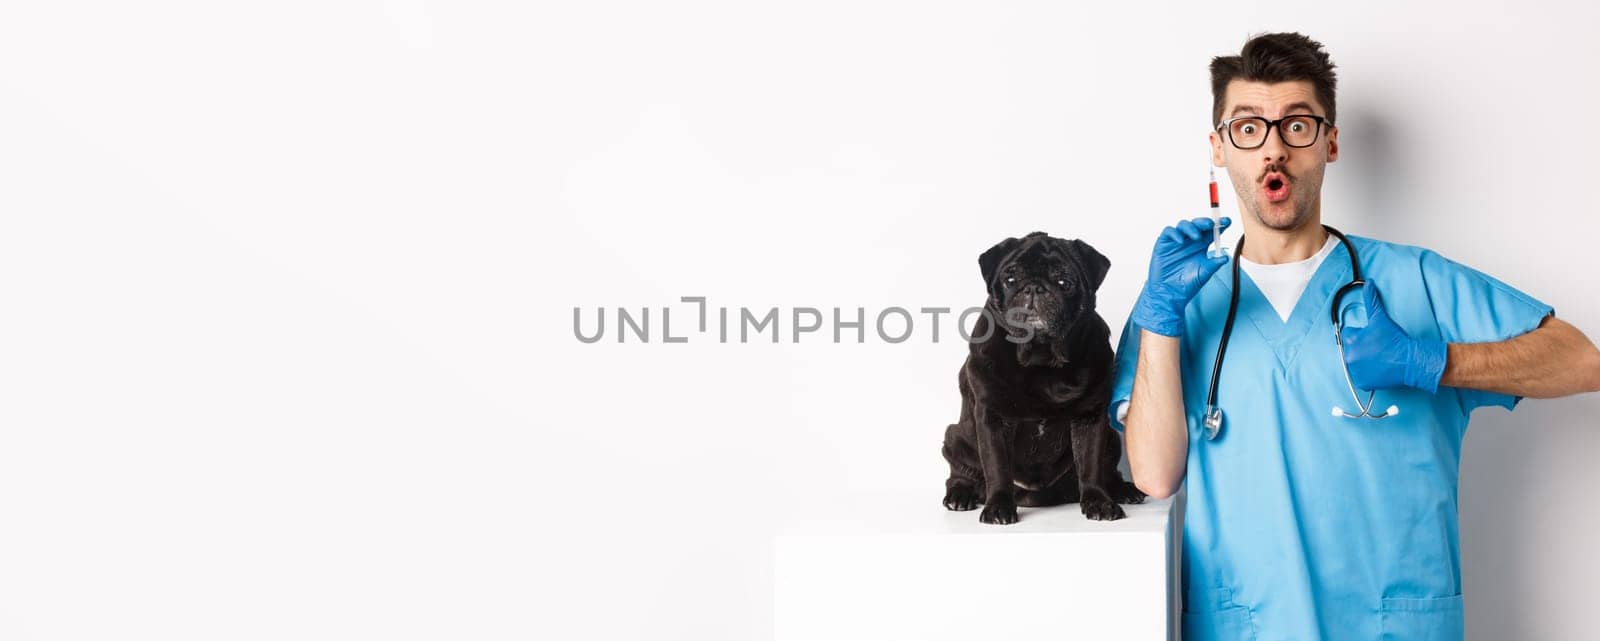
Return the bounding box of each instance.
[978,232,1110,340]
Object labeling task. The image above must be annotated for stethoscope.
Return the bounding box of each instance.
[1201,225,1398,441]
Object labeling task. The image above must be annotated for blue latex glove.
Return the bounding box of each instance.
[1130,217,1232,337]
[1338,283,1447,393]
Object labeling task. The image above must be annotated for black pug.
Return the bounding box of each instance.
[941,232,1145,524]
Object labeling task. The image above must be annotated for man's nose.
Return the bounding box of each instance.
[1259,124,1289,163]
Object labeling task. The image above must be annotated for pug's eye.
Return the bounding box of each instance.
[1057,279,1067,287]
[1005,277,1016,284]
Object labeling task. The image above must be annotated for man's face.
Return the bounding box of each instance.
[1209,79,1339,232]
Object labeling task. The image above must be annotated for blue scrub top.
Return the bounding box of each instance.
[1108,235,1553,641]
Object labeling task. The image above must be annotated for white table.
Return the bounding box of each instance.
[774,491,1181,641]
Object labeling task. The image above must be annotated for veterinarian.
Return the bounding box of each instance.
[1107,33,1600,641]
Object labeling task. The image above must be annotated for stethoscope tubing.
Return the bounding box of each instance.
[1203,225,1391,440]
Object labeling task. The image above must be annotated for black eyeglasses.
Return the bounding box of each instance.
[1215,114,1333,150]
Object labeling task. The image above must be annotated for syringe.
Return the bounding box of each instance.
[1208,164,1225,257]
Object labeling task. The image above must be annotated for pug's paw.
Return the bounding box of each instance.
[1081,493,1127,521]
[943,484,980,511]
[1108,479,1146,505]
[979,495,1018,525]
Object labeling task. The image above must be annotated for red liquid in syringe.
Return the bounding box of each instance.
[1208,165,1222,255]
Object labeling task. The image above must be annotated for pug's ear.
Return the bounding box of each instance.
[1066,239,1111,290]
[978,237,1022,289]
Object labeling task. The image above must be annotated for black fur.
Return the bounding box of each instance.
[941,232,1145,523]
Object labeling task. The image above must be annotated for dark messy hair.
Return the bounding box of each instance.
[1210,32,1338,127]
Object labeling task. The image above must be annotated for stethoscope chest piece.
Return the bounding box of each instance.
[1203,405,1223,440]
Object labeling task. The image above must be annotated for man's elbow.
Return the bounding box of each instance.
[1576,327,1600,393]
[1554,316,1600,393]
[1133,473,1181,500]
[1586,347,1600,393]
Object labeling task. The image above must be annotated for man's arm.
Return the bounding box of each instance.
[1119,216,1230,499]
[1123,329,1189,499]
[1441,315,1600,398]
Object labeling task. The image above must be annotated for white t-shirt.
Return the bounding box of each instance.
[1114,234,1340,425]
[1238,234,1340,323]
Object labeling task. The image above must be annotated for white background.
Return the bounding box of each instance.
[2,1,1597,639]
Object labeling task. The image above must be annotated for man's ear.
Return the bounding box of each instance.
[978,237,1022,293]
[1066,239,1111,290]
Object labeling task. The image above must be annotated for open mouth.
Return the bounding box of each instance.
[1262,172,1291,203]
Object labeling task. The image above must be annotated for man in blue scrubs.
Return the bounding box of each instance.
[1109,33,1600,640]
